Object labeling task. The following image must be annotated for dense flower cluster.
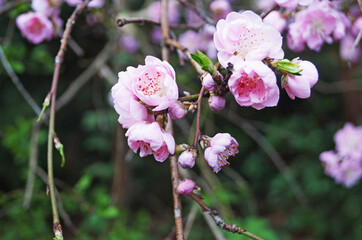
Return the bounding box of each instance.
[320,123,362,188]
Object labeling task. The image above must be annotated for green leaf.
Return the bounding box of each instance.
[190,53,203,65]
[276,59,302,75]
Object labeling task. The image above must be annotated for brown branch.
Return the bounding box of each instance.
[189,193,264,240]
[117,18,202,30]
[161,0,184,239]
[23,120,40,209]
[165,39,204,75]
[260,3,278,19]
[357,0,362,13]
[178,0,215,25]
[46,2,90,239]
[193,87,205,148]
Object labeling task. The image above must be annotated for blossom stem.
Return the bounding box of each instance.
[260,3,278,19]
[193,87,205,148]
[189,193,264,240]
[177,0,215,25]
[161,0,184,239]
[116,18,202,30]
[46,2,90,239]
[179,93,200,102]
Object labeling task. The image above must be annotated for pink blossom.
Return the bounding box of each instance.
[177,179,195,195]
[320,151,341,180]
[334,123,362,161]
[204,133,239,173]
[32,0,56,17]
[151,28,162,44]
[65,0,104,8]
[287,23,305,52]
[16,12,53,44]
[130,56,178,112]
[111,70,154,129]
[282,59,318,99]
[287,1,336,52]
[126,122,175,162]
[332,11,351,40]
[228,61,279,110]
[169,102,187,120]
[210,0,232,21]
[336,159,362,188]
[202,73,217,92]
[351,17,362,37]
[208,95,226,111]
[256,0,275,10]
[263,11,287,33]
[186,9,203,25]
[64,0,82,6]
[214,11,284,67]
[339,34,360,63]
[121,35,139,53]
[179,30,203,57]
[147,0,180,24]
[275,0,298,11]
[178,149,197,168]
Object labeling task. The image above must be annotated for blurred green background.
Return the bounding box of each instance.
[0,0,361,239]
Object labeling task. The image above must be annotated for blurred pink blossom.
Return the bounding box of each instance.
[32,0,56,17]
[210,0,232,21]
[177,179,195,195]
[121,35,139,53]
[16,12,53,44]
[275,0,298,11]
[179,30,203,56]
[214,11,284,67]
[339,34,360,63]
[228,61,279,110]
[186,9,203,25]
[126,122,175,162]
[351,17,362,37]
[263,11,287,33]
[65,0,104,8]
[147,0,180,24]
[204,133,238,173]
[334,123,362,161]
[282,59,318,99]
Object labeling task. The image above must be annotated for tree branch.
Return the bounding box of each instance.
[117,18,202,30]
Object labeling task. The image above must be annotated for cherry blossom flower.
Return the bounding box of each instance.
[121,35,139,53]
[228,61,279,110]
[214,11,284,67]
[204,133,238,173]
[287,1,337,52]
[335,159,362,188]
[334,123,362,161]
[263,11,287,33]
[32,0,56,17]
[339,34,360,63]
[111,70,154,129]
[130,56,178,112]
[65,0,104,8]
[202,73,217,92]
[169,102,187,120]
[126,122,175,162]
[282,59,318,99]
[179,30,203,57]
[177,179,195,195]
[208,95,226,111]
[16,12,53,44]
[178,149,197,168]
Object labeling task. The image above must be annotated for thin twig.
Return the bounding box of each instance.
[23,120,40,209]
[357,0,362,13]
[178,0,215,25]
[117,18,202,30]
[347,28,362,67]
[165,39,204,75]
[189,193,264,240]
[0,0,30,15]
[193,87,205,148]
[224,110,307,205]
[260,3,278,19]
[56,40,117,111]
[46,2,90,239]
[202,212,226,240]
[0,45,41,115]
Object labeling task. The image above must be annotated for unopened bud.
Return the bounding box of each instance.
[177,179,196,195]
[179,149,197,168]
[208,94,226,111]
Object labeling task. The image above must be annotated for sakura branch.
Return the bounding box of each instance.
[117,18,202,30]
[189,193,263,240]
[43,2,90,239]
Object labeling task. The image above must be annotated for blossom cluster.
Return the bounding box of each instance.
[16,0,104,44]
[258,0,362,63]
[320,123,362,188]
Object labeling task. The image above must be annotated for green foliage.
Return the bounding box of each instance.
[190,50,217,74]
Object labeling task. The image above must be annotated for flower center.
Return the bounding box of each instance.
[217,143,238,170]
[233,27,265,60]
[136,70,163,96]
[237,72,265,99]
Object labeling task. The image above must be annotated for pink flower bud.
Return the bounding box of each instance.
[202,73,217,92]
[177,179,195,195]
[169,101,187,120]
[282,59,318,100]
[178,149,197,168]
[208,95,225,111]
[16,12,53,44]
